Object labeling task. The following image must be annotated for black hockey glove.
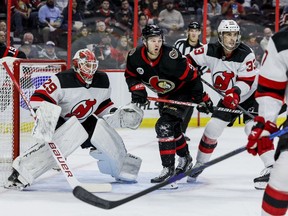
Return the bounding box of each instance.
[197,66,209,76]
[130,83,148,105]
[196,92,214,114]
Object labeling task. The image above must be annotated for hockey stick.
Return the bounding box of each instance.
[147,96,245,114]
[3,61,112,193]
[72,125,288,209]
[200,78,255,118]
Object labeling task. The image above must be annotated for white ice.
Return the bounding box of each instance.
[0,127,271,216]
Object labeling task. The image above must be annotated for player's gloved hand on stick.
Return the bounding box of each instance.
[197,92,214,114]
[197,65,209,76]
[222,86,241,110]
[247,116,277,156]
[130,83,148,105]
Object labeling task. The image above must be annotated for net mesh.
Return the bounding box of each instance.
[0,57,66,186]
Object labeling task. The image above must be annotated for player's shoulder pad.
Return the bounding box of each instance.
[91,71,110,88]
[128,46,141,57]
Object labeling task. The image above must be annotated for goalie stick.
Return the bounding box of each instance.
[72,125,288,209]
[147,96,251,114]
[3,61,112,193]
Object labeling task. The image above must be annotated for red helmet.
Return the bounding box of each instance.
[72,49,99,84]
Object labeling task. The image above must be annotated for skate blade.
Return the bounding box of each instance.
[254,181,267,190]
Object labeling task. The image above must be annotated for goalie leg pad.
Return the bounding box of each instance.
[10,116,88,186]
[90,118,142,182]
[102,103,144,129]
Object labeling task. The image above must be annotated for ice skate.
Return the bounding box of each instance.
[4,169,27,190]
[187,162,204,183]
[175,155,193,175]
[254,166,272,190]
[151,166,178,189]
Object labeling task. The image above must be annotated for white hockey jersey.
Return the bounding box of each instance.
[187,42,258,103]
[30,69,115,123]
[255,28,288,122]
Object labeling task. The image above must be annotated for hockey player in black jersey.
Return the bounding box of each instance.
[124,24,213,187]
[5,48,143,190]
[246,27,288,215]
[0,31,26,58]
[186,20,274,190]
[174,21,203,141]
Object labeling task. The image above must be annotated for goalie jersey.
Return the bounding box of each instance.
[187,42,258,103]
[30,69,115,123]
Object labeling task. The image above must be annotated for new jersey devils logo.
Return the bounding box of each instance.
[213,71,235,91]
[65,99,96,120]
[148,76,175,94]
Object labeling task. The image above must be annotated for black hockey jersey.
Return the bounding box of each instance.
[125,44,203,102]
[0,45,26,58]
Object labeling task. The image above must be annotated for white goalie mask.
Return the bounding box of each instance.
[72,49,99,84]
[217,20,241,52]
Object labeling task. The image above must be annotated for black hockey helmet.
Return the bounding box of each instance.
[188,21,201,30]
[142,24,163,40]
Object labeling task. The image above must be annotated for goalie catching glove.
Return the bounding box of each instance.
[103,103,144,129]
[247,116,277,156]
[196,92,214,114]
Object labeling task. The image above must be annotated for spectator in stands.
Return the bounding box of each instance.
[11,0,38,38]
[0,20,6,32]
[207,0,222,29]
[187,0,203,23]
[244,32,263,67]
[205,24,218,44]
[143,0,162,24]
[260,27,273,51]
[61,0,84,31]
[94,0,116,23]
[113,10,133,38]
[222,0,245,19]
[115,0,133,25]
[38,0,62,43]
[0,30,5,46]
[158,0,184,44]
[71,26,92,56]
[39,40,58,59]
[110,35,132,68]
[18,32,39,58]
[280,5,288,28]
[137,13,148,44]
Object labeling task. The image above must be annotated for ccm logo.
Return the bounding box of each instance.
[48,143,73,177]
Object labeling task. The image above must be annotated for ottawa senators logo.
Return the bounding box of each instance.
[65,99,96,120]
[147,76,175,94]
[169,48,178,59]
[212,71,235,91]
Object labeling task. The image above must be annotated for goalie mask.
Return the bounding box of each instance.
[217,20,241,52]
[72,49,99,84]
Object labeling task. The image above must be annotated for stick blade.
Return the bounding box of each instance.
[80,183,112,193]
[73,186,117,209]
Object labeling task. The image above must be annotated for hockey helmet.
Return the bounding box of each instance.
[188,21,201,30]
[142,24,163,40]
[72,49,98,84]
[217,20,241,51]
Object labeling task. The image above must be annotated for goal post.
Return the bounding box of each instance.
[0,57,66,186]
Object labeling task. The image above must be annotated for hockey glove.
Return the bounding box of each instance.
[247,116,277,156]
[130,83,148,105]
[222,86,241,110]
[196,92,214,114]
[197,66,209,76]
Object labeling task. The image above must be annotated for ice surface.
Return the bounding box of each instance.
[0,127,270,216]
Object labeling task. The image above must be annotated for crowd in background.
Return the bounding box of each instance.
[0,0,288,69]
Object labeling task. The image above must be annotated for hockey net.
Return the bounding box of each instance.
[0,57,66,186]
